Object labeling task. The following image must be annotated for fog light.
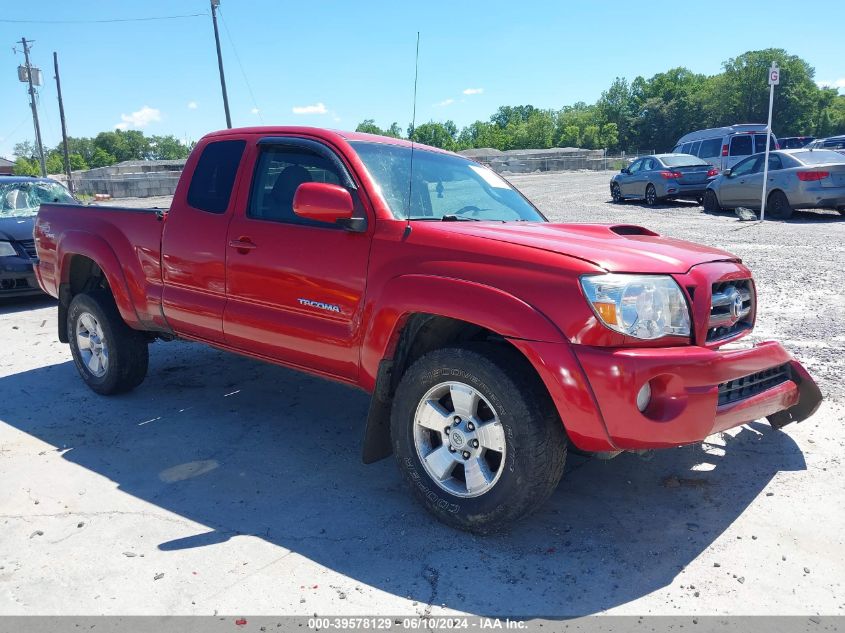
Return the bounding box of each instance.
[636,382,652,412]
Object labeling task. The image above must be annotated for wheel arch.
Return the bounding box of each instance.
[56,234,142,342]
[359,274,569,463]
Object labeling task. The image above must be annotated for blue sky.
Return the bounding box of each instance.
[1,0,844,159]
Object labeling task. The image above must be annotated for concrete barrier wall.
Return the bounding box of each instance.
[67,159,187,198]
[459,147,609,174]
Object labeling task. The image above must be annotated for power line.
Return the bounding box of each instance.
[0,13,206,24]
[217,8,263,123]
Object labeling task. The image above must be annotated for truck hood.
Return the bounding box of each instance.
[0,215,36,242]
[435,222,739,273]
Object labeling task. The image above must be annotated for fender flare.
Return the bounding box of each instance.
[57,230,142,329]
[359,274,566,391]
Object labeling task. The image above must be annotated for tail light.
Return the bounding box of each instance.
[706,168,720,177]
[721,144,729,156]
[659,171,682,179]
[797,171,829,182]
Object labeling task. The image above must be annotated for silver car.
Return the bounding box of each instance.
[610,153,718,206]
[702,149,845,219]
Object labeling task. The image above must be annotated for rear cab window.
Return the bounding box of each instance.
[186,140,246,213]
[755,135,777,153]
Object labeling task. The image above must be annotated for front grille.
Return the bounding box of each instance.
[718,364,791,406]
[707,279,754,342]
[18,239,37,260]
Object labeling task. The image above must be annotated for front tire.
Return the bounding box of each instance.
[703,189,721,212]
[67,291,149,395]
[645,184,658,206]
[610,182,623,203]
[390,344,567,533]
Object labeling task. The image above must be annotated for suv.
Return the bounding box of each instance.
[672,125,778,171]
[806,135,845,155]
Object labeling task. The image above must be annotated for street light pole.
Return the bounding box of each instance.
[19,37,47,177]
[210,0,232,129]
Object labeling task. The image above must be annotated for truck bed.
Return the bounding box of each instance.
[35,202,168,332]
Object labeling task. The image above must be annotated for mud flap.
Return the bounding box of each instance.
[767,363,823,430]
[362,359,395,464]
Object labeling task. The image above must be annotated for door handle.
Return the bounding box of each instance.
[228,238,257,252]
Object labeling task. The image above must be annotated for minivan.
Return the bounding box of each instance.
[671,124,779,171]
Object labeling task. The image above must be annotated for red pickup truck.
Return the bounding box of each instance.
[33,127,822,531]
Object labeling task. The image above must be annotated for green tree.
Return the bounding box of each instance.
[355,119,384,135]
[409,121,457,150]
[89,147,116,168]
[12,157,39,176]
[68,153,88,171]
[148,135,189,160]
[45,152,65,175]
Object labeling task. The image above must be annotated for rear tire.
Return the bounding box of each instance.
[390,343,567,533]
[703,189,721,212]
[767,190,793,220]
[67,291,149,395]
[645,184,658,206]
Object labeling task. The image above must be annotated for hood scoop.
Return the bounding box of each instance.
[609,224,659,237]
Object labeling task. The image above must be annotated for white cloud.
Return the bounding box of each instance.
[250,107,260,115]
[292,102,328,115]
[434,98,455,107]
[817,78,845,90]
[462,88,484,95]
[187,101,198,110]
[114,105,161,130]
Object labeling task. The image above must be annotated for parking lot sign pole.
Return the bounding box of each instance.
[760,62,779,221]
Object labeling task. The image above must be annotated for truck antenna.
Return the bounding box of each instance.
[404,31,420,236]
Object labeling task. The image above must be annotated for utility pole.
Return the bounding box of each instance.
[18,37,47,176]
[53,52,74,193]
[210,0,232,129]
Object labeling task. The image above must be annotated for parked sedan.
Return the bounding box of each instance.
[1,176,76,297]
[610,154,718,206]
[702,149,845,219]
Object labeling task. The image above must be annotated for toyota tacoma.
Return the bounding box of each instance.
[33,127,822,531]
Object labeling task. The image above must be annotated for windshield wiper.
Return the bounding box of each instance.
[441,214,481,222]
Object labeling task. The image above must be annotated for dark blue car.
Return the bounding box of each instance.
[0,176,76,298]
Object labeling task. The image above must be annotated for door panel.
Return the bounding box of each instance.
[223,140,371,380]
[161,139,246,342]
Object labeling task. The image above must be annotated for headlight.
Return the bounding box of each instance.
[580,274,691,340]
[0,241,17,257]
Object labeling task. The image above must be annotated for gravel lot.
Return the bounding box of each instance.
[1,171,843,617]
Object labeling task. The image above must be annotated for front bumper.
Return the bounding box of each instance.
[0,257,42,298]
[572,341,822,450]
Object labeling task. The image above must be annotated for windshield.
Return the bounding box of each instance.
[0,180,76,218]
[794,150,845,165]
[350,141,545,222]
[660,155,708,167]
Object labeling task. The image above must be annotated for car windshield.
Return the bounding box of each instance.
[0,180,75,218]
[794,150,845,165]
[660,155,708,167]
[350,141,545,222]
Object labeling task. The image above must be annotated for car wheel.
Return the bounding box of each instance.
[67,291,149,395]
[767,190,794,220]
[645,184,658,206]
[703,189,721,212]
[610,182,623,203]
[390,343,567,533]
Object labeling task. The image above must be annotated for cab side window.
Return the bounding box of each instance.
[248,147,347,227]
